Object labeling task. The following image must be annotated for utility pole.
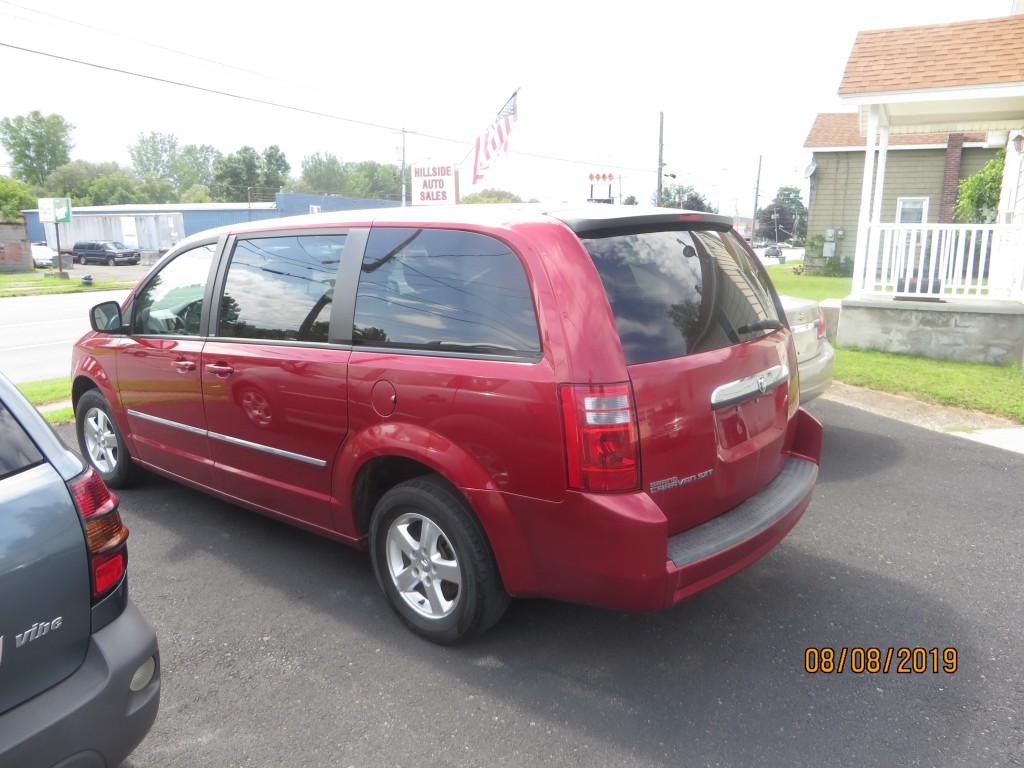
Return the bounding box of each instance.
[751,155,761,241]
[401,128,407,207]
[656,112,664,206]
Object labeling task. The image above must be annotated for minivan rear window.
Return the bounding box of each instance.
[583,228,780,365]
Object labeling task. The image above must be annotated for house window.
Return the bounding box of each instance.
[897,197,929,224]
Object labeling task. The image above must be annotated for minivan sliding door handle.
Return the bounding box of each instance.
[204,362,235,377]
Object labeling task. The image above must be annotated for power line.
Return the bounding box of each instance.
[0,40,400,134]
[0,0,312,95]
[0,41,655,179]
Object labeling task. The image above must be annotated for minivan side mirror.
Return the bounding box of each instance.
[90,301,125,333]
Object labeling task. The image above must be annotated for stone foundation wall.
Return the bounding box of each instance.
[836,298,1024,365]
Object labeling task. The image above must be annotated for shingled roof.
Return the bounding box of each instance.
[804,113,987,148]
[839,15,1024,95]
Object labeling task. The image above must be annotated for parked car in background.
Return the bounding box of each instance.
[764,243,784,262]
[0,371,160,767]
[30,242,57,268]
[72,240,141,266]
[779,294,834,402]
[72,204,822,644]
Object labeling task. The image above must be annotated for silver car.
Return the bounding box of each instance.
[31,243,57,269]
[0,372,160,767]
[779,294,835,402]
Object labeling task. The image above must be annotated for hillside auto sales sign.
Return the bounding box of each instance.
[411,162,455,205]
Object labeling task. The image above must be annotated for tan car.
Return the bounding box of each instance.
[780,294,834,402]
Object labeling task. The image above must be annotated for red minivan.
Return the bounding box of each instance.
[72,204,822,643]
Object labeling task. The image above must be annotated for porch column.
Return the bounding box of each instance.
[851,106,880,296]
[872,123,890,225]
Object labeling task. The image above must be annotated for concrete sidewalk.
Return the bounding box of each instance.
[820,382,1024,456]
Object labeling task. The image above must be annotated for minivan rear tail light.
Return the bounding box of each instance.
[69,467,129,601]
[559,383,640,492]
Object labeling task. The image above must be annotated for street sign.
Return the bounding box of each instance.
[37,197,72,223]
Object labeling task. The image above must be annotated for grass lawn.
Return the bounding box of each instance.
[0,270,135,297]
[765,262,852,302]
[762,260,1024,424]
[834,349,1024,424]
[16,378,74,425]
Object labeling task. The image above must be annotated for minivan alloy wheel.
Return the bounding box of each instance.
[75,389,137,488]
[82,405,119,474]
[369,477,509,644]
[385,512,462,619]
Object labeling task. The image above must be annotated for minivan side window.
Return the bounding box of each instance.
[216,235,345,343]
[133,243,216,336]
[352,228,541,358]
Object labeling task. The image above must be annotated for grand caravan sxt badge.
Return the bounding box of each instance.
[649,468,713,495]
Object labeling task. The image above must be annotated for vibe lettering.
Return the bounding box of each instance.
[15,617,62,648]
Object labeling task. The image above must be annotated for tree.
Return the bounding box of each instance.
[135,174,177,204]
[129,132,178,179]
[460,188,523,204]
[213,146,262,201]
[128,133,222,202]
[0,111,74,187]
[757,202,792,243]
[623,195,639,206]
[341,160,400,200]
[955,150,1003,223]
[292,153,347,194]
[0,175,35,222]
[655,184,715,212]
[88,173,140,205]
[212,145,291,202]
[756,187,807,242]
[179,183,213,203]
[773,186,808,240]
[43,160,124,204]
[172,144,220,194]
[260,145,290,193]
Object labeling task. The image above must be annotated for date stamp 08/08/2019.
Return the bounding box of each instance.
[804,647,958,674]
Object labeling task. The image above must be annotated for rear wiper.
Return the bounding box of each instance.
[736,319,783,334]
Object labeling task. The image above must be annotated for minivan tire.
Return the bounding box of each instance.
[76,389,138,488]
[369,477,509,644]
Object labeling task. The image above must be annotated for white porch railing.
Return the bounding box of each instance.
[857,223,1024,301]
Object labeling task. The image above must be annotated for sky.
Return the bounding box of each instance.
[0,0,1016,217]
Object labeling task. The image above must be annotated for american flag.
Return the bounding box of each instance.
[472,91,518,184]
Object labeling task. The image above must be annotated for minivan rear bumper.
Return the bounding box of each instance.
[662,453,817,606]
[497,410,822,612]
[0,599,160,768]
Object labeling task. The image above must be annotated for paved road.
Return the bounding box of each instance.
[0,289,131,383]
[0,263,149,383]
[51,397,1024,767]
